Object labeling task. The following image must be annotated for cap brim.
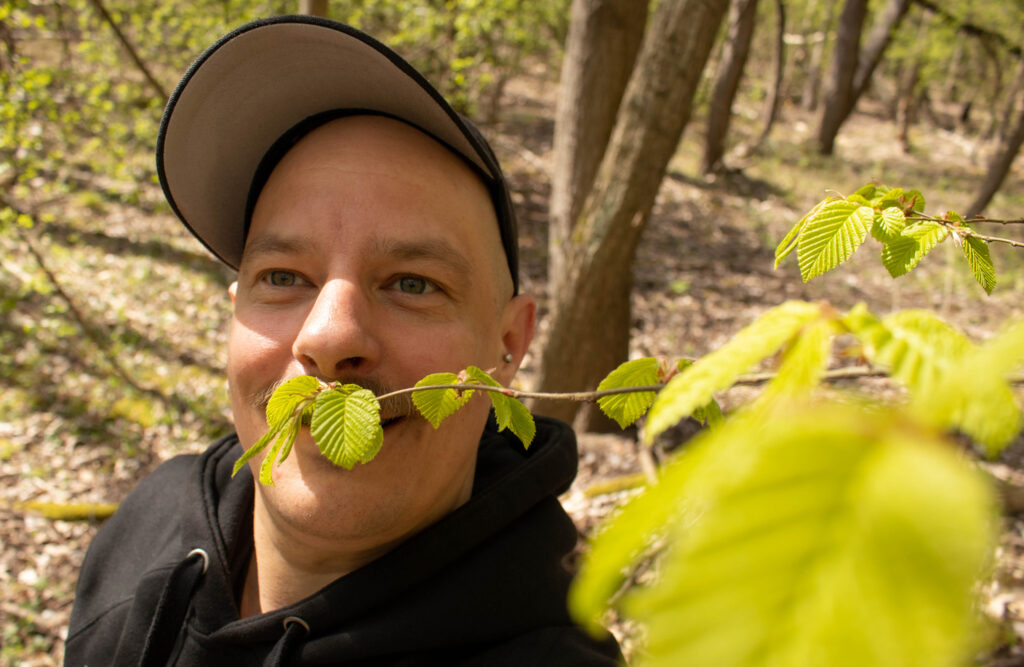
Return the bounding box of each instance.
[157,15,495,270]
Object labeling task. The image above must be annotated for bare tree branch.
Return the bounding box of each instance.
[85,0,167,102]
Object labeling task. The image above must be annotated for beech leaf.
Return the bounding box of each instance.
[597,357,661,428]
[413,372,473,428]
[266,375,322,426]
[796,199,872,281]
[571,404,998,667]
[880,221,949,277]
[961,233,996,295]
[645,301,824,444]
[464,366,535,448]
[310,385,383,470]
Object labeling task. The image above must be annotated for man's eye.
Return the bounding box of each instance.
[393,276,436,295]
[267,270,299,287]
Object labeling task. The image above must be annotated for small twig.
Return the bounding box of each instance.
[2,196,190,411]
[85,0,167,101]
[375,383,665,404]
[960,229,1024,249]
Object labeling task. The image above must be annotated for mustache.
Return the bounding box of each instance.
[251,376,415,422]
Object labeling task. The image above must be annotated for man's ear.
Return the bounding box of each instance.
[495,294,536,385]
[228,281,238,305]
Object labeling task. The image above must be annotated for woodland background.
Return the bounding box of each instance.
[2,0,1024,664]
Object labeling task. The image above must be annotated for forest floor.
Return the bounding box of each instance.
[2,74,1024,665]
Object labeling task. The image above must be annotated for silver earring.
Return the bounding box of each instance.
[502,352,513,363]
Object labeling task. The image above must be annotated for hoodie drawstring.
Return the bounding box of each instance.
[263,616,310,667]
[136,547,209,666]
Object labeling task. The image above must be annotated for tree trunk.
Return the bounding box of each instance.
[817,0,868,154]
[548,0,647,300]
[300,0,329,17]
[751,0,786,151]
[801,0,838,111]
[702,0,759,174]
[818,0,911,154]
[967,101,1024,218]
[534,0,730,430]
[848,0,912,104]
[896,62,919,154]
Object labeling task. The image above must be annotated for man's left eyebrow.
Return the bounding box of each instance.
[371,237,474,278]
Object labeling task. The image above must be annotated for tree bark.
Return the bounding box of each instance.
[817,0,869,154]
[300,0,329,17]
[702,0,759,174]
[548,0,648,300]
[967,101,1024,218]
[534,0,730,430]
[752,0,786,151]
[800,0,838,111]
[896,62,919,153]
[849,0,912,104]
[817,0,912,154]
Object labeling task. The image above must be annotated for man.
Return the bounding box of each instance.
[65,15,621,666]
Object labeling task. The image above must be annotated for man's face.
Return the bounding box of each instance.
[227,116,533,562]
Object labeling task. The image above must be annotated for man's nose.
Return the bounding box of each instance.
[292,279,380,379]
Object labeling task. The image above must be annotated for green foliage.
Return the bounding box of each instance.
[644,301,826,444]
[776,184,998,294]
[413,372,475,428]
[596,357,661,429]
[570,403,999,667]
[913,318,1024,457]
[231,375,320,483]
[241,366,535,482]
[463,366,535,448]
[796,199,873,281]
[959,227,997,295]
[311,385,384,470]
[341,0,568,113]
[880,221,949,278]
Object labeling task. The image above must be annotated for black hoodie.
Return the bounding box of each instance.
[65,416,622,666]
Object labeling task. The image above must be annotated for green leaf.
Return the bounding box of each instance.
[232,418,288,477]
[572,404,998,667]
[464,366,535,449]
[266,375,321,426]
[596,357,660,428]
[505,396,536,449]
[854,183,879,199]
[870,206,906,243]
[796,199,872,281]
[644,301,824,444]
[758,316,837,405]
[843,304,972,396]
[259,418,300,486]
[903,188,926,212]
[413,372,473,428]
[692,399,724,429]
[774,197,834,269]
[310,385,383,470]
[914,317,1024,456]
[961,233,996,295]
[880,221,949,277]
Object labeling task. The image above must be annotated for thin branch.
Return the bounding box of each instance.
[908,214,1024,248]
[2,197,190,411]
[375,365,1024,405]
[85,0,167,102]
[375,383,665,404]
[962,230,1024,249]
[909,214,1024,227]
